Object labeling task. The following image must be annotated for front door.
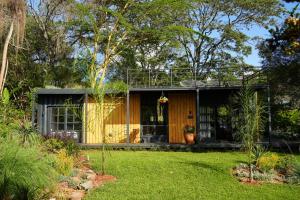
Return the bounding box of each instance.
[140,92,168,143]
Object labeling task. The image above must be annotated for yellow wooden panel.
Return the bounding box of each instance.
[168,92,196,144]
[85,94,140,144]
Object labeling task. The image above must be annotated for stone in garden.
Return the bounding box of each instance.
[80,180,94,190]
[87,173,97,180]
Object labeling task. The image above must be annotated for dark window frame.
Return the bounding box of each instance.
[47,105,82,134]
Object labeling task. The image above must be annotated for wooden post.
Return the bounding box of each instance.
[82,92,88,144]
[126,90,130,143]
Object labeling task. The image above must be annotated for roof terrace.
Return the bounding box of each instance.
[127,67,267,89]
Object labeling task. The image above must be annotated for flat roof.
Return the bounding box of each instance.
[36,84,267,95]
[36,88,89,95]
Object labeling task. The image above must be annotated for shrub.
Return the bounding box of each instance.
[251,144,266,166]
[65,139,80,157]
[55,149,74,176]
[277,155,295,175]
[44,133,80,157]
[44,138,65,153]
[0,138,57,200]
[257,153,280,172]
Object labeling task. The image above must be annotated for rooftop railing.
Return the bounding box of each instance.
[127,67,267,88]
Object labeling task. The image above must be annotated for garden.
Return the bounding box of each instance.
[1,0,300,199]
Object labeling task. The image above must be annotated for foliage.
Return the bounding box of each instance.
[184,125,195,133]
[259,1,300,139]
[257,153,280,172]
[251,144,266,165]
[65,140,80,157]
[44,135,80,157]
[277,155,296,175]
[44,138,65,153]
[236,87,265,181]
[54,149,74,176]
[104,80,128,95]
[273,108,300,137]
[0,138,57,200]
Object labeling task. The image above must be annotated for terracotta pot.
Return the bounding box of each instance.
[184,133,195,144]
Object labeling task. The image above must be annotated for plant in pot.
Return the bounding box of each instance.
[184,125,195,144]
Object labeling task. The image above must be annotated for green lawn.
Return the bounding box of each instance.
[84,151,300,200]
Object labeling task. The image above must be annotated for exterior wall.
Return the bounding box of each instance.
[168,92,196,144]
[85,94,140,144]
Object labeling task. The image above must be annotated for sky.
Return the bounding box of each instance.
[244,1,300,67]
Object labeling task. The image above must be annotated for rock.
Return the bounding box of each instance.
[71,176,82,185]
[86,169,95,174]
[87,173,96,180]
[70,191,85,200]
[80,180,94,190]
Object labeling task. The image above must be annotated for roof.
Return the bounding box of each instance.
[36,88,89,95]
[36,84,267,95]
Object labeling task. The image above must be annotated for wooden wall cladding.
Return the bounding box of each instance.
[168,92,196,144]
[84,94,140,144]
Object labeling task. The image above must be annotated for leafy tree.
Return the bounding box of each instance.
[0,0,26,96]
[259,0,300,138]
[175,0,281,78]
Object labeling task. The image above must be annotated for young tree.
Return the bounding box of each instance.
[0,0,26,96]
[68,0,146,174]
[237,87,265,182]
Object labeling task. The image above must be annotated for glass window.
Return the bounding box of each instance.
[47,106,82,133]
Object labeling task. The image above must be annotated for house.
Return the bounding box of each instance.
[33,68,269,146]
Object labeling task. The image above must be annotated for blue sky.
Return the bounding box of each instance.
[244,1,300,67]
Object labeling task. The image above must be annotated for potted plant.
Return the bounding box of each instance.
[184,125,195,144]
[158,96,168,104]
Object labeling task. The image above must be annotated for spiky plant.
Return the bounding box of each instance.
[237,86,265,182]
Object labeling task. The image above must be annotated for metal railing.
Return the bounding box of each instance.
[127,67,267,88]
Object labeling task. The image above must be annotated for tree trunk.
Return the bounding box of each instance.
[0,21,14,96]
[248,151,253,182]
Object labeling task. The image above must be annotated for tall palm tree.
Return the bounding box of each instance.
[0,0,26,96]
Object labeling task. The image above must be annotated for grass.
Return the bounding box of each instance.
[84,151,300,200]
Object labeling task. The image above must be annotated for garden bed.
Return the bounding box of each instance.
[51,156,116,200]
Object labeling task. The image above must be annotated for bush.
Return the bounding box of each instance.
[65,140,80,157]
[54,149,74,176]
[251,144,266,166]
[44,133,80,157]
[277,155,295,175]
[44,138,65,153]
[0,138,57,200]
[257,153,280,172]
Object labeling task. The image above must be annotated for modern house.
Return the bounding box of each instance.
[33,67,269,146]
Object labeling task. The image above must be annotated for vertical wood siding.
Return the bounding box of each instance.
[85,94,140,144]
[168,92,196,144]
